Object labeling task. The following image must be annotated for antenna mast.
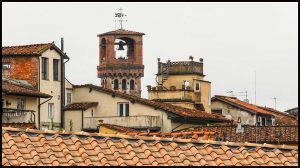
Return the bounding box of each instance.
[272,97,277,110]
[254,71,256,104]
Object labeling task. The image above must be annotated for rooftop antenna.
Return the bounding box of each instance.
[238,90,249,103]
[115,8,127,29]
[272,97,277,110]
[254,71,257,104]
[227,90,235,96]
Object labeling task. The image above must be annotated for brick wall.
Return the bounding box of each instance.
[2,56,39,89]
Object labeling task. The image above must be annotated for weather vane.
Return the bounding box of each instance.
[115,8,127,29]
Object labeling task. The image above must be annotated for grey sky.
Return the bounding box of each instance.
[2,2,298,111]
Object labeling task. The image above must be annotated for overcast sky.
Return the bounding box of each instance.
[2,2,298,111]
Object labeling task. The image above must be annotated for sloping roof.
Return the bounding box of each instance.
[257,106,297,125]
[64,102,98,111]
[2,42,69,59]
[2,123,36,129]
[285,107,298,116]
[2,81,51,98]
[73,84,229,122]
[98,29,145,36]
[212,95,274,116]
[2,127,298,166]
[100,123,139,133]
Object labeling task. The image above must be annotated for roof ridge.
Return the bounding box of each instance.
[2,127,297,150]
[73,84,228,121]
[2,42,53,48]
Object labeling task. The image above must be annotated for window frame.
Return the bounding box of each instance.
[41,57,49,80]
[53,59,59,81]
[130,80,135,90]
[194,81,200,92]
[48,103,54,119]
[117,102,129,117]
[17,97,25,110]
[2,63,11,70]
[121,79,127,90]
[67,92,72,105]
[113,79,119,90]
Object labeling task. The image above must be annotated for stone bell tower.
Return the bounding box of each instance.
[97,9,145,97]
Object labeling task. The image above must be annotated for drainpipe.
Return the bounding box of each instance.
[60,37,70,129]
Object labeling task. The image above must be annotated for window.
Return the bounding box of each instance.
[122,79,127,90]
[257,116,261,126]
[118,103,129,116]
[2,63,10,70]
[48,103,54,118]
[212,109,222,115]
[41,57,49,80]
[67,92,72,105]
[130,80,135,90]
[113,79,119,90]
[195,81,200,92]
[17,97,25,110]
[262,117,266,126]
[183,80,190,90]
[53,59,59,81]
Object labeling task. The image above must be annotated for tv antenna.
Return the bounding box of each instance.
[272,97,277,110]
[238,90,248,102]
[115,8,127,29]
[227,90,235,96]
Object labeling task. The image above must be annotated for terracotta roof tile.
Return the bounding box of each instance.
[2,81,51,98]
[2,43,69,59]
[64,102,98,111]
[213,95,273,116]
[2,127,298,166]
[74,84,229,122]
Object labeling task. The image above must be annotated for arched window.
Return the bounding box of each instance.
[130,80,135,90]
[122,79,127,90]
[113,79,119,90]
[100,38,106,61]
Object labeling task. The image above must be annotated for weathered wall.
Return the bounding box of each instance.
[211,101,256,125]
[39,49,62,127]
[2,56,39,88]
[70,87,172,132]
[2,95,38,126]
[65,110,82,132]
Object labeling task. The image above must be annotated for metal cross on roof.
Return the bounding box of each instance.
[115,8,127,29]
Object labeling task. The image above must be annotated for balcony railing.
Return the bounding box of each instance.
[2,108,35,124]
[83,115,161,130]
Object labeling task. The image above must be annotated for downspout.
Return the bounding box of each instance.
[60,37,70,129]
[38,57,41,129]
[81,109,84,131]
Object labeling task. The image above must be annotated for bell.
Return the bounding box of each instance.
[117,41,125,50]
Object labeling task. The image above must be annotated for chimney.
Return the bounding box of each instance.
[98,120,104,133]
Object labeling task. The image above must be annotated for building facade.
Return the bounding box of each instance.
[211,95,275,126]
[97,29,145,97]
[2,43,69,129]
[63,84,228,132]
[147,57,212,112]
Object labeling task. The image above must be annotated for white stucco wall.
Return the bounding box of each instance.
[39,48,62,127]
[69,87,172,132]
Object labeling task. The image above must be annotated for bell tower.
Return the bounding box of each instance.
[97,9,145,97]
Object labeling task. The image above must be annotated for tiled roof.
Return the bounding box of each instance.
[64,102,98,111]
[257,106,298,125]
[99,123,139,133]
[212,95,274,116]
[73,84,229,122]
[98,29,145,36]
[2,81,51,98]
[2,127,298,166]
[2,123,36,129]
[2,43,69,59]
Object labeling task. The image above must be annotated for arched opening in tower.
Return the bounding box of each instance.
[100,38,107,61]
[114,37,135,60]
